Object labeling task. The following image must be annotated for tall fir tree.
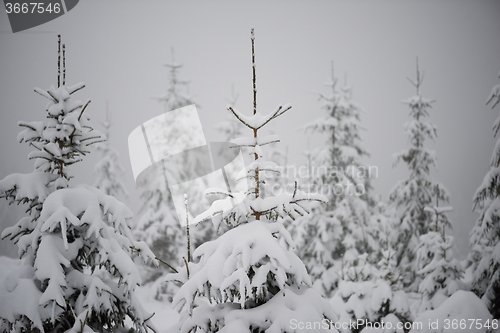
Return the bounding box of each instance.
[468,69,500,318]
[414,199,463,314]
[136,49,215,301]
[389,60,450,288]
[328,202,412,333]
[0,36,156,333]
[165,29,336,333]
[93,105,128,200]
[292,63,375,296]
[134,49,197,300]
[155,48,196,112]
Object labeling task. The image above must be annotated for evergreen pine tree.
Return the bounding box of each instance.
[468,69,500,318]
[165,29,336,333]
[134,49,197,300]
[413,197,463,314]
[93,106,128,199]
[292,63,375,296]
[329,203,412,333]
[372,201,403,287]
[0,36,156,333]
[155,48,197,112]
[389,59,450,288]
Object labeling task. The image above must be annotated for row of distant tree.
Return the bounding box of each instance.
[133,43,500,330]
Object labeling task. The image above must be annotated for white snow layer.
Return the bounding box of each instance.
[409,291,493,333]
[169,220,311,310]
[166,286,337,333]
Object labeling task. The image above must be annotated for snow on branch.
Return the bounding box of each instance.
[67,82,85,95]
[193,182,327,227]
[230,134,280,148]
[0,172,57,204]
[167,286,335,333]
[473,165,500,208]
[423,206,453,215]
[33,87,55,101]
[170,221,311,311]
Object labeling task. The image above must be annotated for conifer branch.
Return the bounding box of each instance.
[46,90,59,103]
[155,256,179,274]
[18,122,38,132]
[183,257,190,279]
[78,100,91,120]
[34,88,54,101]
[68,83,86,95]
[256,104,292,130]
[67,104,84,114]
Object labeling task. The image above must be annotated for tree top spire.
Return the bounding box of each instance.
[407,57,425,95]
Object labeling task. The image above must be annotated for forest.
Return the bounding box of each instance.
[0,2,499,332]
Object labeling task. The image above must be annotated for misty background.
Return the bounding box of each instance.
[0,0,499,258]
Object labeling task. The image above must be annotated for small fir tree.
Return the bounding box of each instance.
[329,204,412,333]
[468,69,500,318]
[0,36,156,333]
[413,198,463,314]
[165,29,336,333]
[389,59,450,288]
[93,106,128,199]
[292,63,375,296]
[155,48,197,112]
[135,49,203,300]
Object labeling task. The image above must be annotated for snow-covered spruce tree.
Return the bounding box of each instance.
[468,69,500,318]
[155,48,197,112]
[165,29,337,333]
[329,203,412,333]
[93,107,128,199]
[134,182,184,295]
[307,65,373,204]
[372,202,403,288]
[0,36,156,333]
[134,49,203,300]
[413,197,463,314]
[389,60,450,288]
[292,63,376,296]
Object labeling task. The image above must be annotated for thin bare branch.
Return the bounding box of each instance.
[256,104,292,130]
[155,256,179,273]
[183,256,190,279]
[46,90,59,103]
[78,100,91,121]
[34,88,55,101]
[68,83,86,95]
[227,106,253,129]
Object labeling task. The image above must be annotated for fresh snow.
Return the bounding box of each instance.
[409,291,493,333]
[166,286,337,333]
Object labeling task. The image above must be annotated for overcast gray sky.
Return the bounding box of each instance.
[1,0,499,257]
